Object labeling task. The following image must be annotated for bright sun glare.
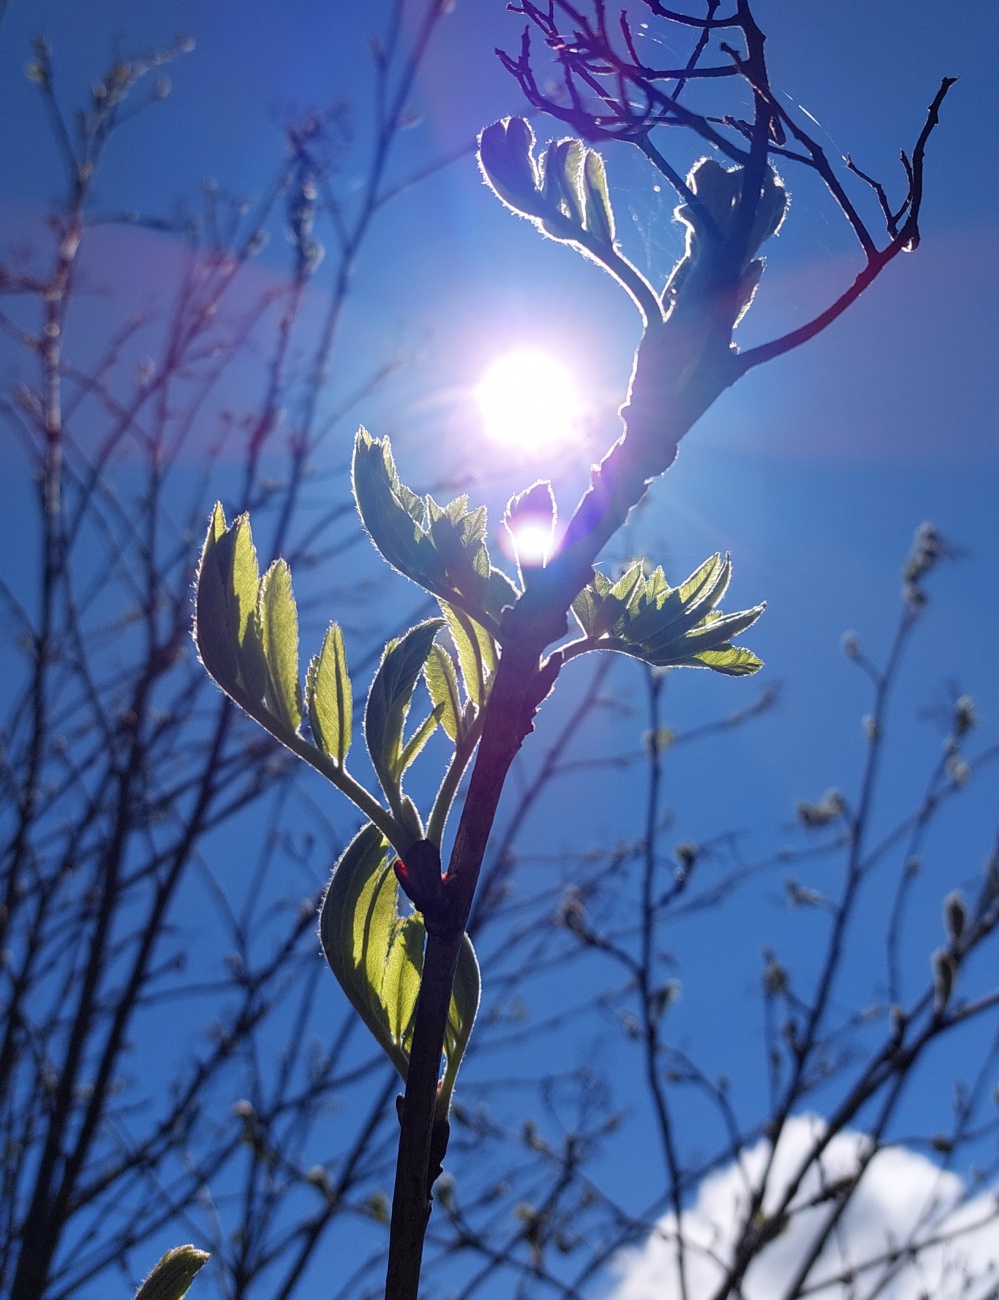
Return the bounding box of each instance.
[476,349,580,453]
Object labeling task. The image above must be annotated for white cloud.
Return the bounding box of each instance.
[608,1115,999,1300]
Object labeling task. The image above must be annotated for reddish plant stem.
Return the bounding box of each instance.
[383,298,742,1295]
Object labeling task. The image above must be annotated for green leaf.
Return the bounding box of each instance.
[194,504,238,693]
[541,138,584,227]
[319,824,481,1091]
[352,430,511,627]
[352,428,447,592]
[572,554,764,677]
[477,117,543,219]
[424,643,463,741]
[382,913,425,1048]
[398,703,445,775]
[194,506,270,704]
[441,933,481,1108]
[134,1246,210,1300]
[582,148,615,246]
[306,622,352,765]
[365,619,444,801]
[427,496,488,607]
[485,565,520,617]
[227,514,269,701]
[257,559,302,733]
[685,645,764,676]
[319,824,416,1076]
[441,603,496,708]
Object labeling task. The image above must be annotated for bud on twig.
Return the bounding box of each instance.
[932,948,956,1010]
[943,891,966,946]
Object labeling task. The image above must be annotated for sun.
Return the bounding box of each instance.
[475,349,581,453]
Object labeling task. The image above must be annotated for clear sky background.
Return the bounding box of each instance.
[1,1,997,1296]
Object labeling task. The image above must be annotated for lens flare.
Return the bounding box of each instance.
[476,349,580,452]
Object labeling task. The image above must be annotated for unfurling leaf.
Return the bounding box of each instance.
[365,620,444,803]
[319,824,420,1076]
[306,623,352,765]
[134,1245,210,1300]
[424,643,463,741]
[504,480,556,583]
[442,934,481,1109]
[398,703,446,775]
[352,428,446,593]
[477,117,544,219]
[320,824,480,1090]
[195,506,270,704]
[194,503,237,691]
[582,149,614,246]
[352,429,514,626]
[540,138,584,235]
[441,603,496,707]
[570,553,764,676]
[258,559,301,732]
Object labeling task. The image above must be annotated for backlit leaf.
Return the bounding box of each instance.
[319,824,412,1076]
[352,428,446,592]
[583,148,615,246]
[134,1245,210,1300]
[194,504,238,692]
[258,559,301,733]
[398,703,445,776]
[365,619,443,800]
[441,934,481,1106]
[424,643,462,741]
[319,822,480,1088]
[441,603,496,707]
[571,553,763,677]
[306,622,352,765]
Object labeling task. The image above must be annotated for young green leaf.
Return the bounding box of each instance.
[685,645,764,676]
[134,1246,210,1300]
[398,703,445,776]
[365,619,444,801]
[424,643,463,741]
[319,824,413,1076]
[257,559,302,733]
[352,429,447,593]
[227,515,269,700]
[569,554,764,677]
[541,138,584,230]
[426,495,489,607]
[194,504,239,693]
[194,506,271,704]
[440,934,481,1109]
[441,603,496,708]
[319,822,481,1083]
[582,148,615,246]
[306,622,352,766]
[477,117,544,220]
[382,913,425,1050]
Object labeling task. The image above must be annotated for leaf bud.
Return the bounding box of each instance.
[943,890,966,945]
[841,631,860,658]
[394,839,442,914]
[582,148,615,246]
[134,1246,210,1300]
[932,948,955,1010]
[953,694,977,737]
[478,118,543,219]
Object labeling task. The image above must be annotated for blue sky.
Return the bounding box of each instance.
[2,1,998,1296]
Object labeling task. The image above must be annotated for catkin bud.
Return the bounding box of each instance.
[943,891,966,945]
[932,948,956,1010]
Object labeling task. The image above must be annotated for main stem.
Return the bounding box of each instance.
[382,300,740,1299]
